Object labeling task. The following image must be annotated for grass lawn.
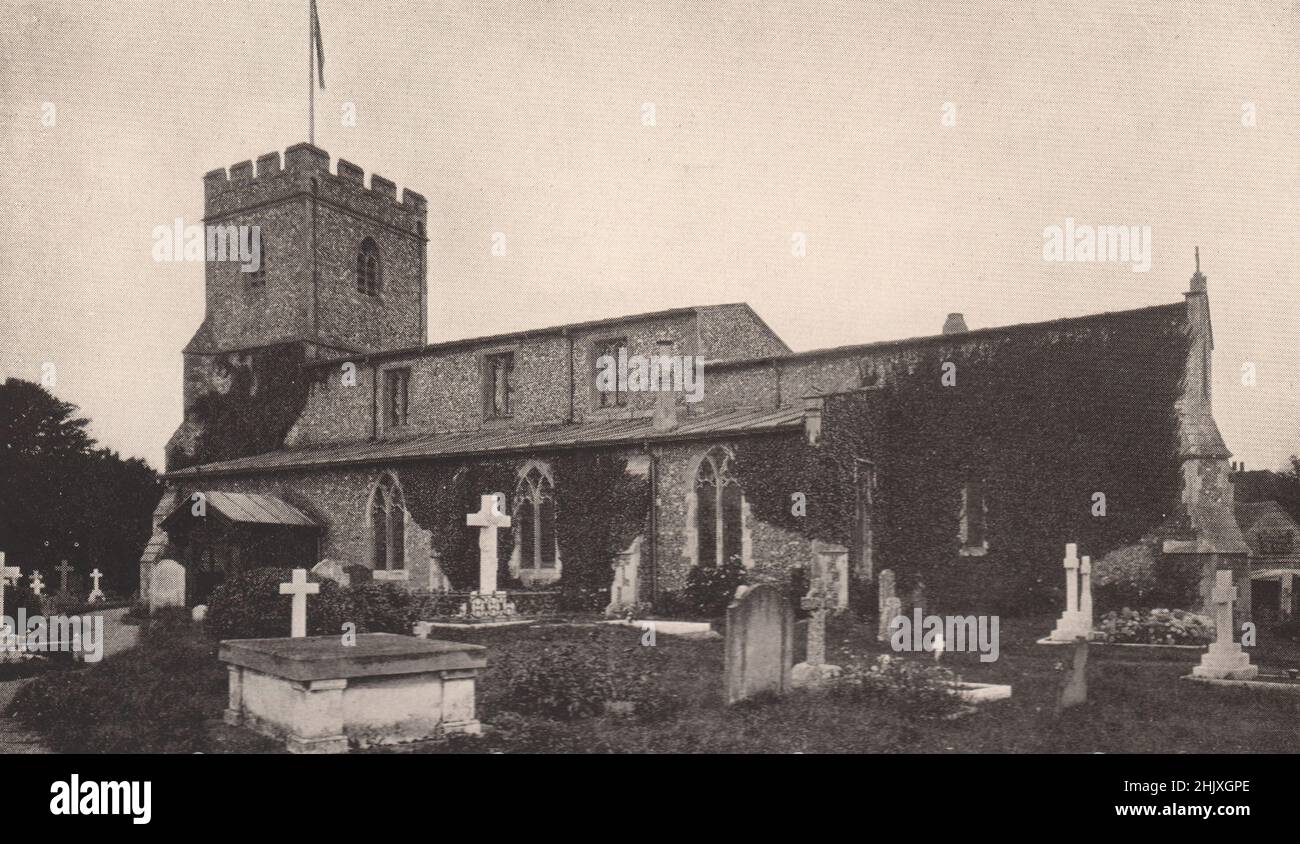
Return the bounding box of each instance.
[8,612,1300,753]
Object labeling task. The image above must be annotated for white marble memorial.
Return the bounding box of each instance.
[1190,570,1257,680]
[1049,543,1092,642]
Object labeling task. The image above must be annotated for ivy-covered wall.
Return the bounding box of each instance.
[732,304,1191,614]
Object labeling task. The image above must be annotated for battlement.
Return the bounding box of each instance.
[203,144,427,228]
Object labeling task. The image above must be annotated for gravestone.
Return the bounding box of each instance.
[55,559,74,596]
[791,558,843,688]
[1191,569,1257,680]
[280,568,320,638]
[1049,543,1091,641]
[605,537,641,615]
[29,571,44,598]
[311,558,350,587]
[0,555,20,636]
[150,559,186,612]
[877,569,897,642]
[463,494,512,619]
[724,584,793,704]
[88,568,105,603]
[1055,639,1089,714]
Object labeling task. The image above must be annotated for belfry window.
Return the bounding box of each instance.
[356,237,382,296]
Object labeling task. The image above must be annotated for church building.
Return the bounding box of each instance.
[139,144,1251,618]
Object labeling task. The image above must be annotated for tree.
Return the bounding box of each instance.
[0,378,161,598]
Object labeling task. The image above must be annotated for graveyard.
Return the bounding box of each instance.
[5,537,1300,754]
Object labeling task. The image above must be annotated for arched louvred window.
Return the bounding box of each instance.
[515,464,557,570]
[367,473,406,570]
[695,447,743,568]
[356,237,382,296]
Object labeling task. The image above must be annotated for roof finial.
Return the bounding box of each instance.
[1189,246,1207,293]
[1195,246,1200,273]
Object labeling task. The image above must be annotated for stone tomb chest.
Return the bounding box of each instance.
[219,633,487,753]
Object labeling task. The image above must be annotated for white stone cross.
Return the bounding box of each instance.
[88,568,104,603]
[279,568,320,638]
[29,571,44,597]
[1063,543,1079,612]
[466,494,511,595]
[1079,555,1093,629]
[55,559,74,594]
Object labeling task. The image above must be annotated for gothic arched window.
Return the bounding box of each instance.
[356,237,382,297]
[368,473,405,570]
[514,465,557,570]
[695,447,743,567]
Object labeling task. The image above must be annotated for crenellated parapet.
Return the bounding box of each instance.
[203,143,427,236]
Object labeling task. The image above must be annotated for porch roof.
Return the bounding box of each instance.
[161,491,320,530]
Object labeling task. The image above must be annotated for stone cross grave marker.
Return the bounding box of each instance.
[1049,543,1091,642]
[1191,570,1258,680]
[793,560,843,688]
[1079,555,1093,632]
[466,493,511,596]
[88,568,104,603]
[725,584,793,704]
[29,571,44,597]
[279,568,320,638]
[877,568,897,642]
[55,559,74,595]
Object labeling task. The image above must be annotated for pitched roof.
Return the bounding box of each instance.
[164,405,805,479]
[1234,501,1299,533]
[161,491,320,528]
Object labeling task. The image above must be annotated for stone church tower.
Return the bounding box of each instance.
[165,144,428,471]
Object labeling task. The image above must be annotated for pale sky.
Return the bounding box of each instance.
[2,0,1297,471]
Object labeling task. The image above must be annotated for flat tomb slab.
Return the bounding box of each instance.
[602,619,719,638]
[220,634,487,753]
[219,633,486,682]
[952,681,1012,703]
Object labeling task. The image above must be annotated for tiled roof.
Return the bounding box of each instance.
[162,491,319,527]
[1235,501,1298,532]
[165,405,805,479]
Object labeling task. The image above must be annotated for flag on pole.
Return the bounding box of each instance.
[311,0,325,88]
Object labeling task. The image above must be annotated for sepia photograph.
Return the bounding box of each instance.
[1,0,1296,826]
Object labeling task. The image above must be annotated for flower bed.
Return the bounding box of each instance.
[1096,608,1214,646]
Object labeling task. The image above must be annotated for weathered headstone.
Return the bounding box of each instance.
[1191,569,1257,680]
[792,561,843,688]
[150,559,186,612]
[279,568,320,638]
[1055,639,1089,714]
[87,568,105,603]
[725,584,793,704]
[311,558,350,587]
[877,568,897,642]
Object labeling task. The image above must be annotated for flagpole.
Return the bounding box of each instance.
[308,0,315,145]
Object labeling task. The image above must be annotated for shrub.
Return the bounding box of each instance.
[345,581,418,633]
[206,567,352,640]
[488,641,680,722]
[1096,607,1214,645]
[829,654,963,719]
[681,557,748,618]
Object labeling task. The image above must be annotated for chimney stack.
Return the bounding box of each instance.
[652,334,678,432]
[942,313,968,335]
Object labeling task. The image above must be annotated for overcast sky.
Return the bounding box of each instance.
[1,0,1297,471]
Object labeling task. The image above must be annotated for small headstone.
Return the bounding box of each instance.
[150,559,186,612]
[311,558,350,587]
[725,584,793,704]
[1056,639,1089,714]
[192,604,208,622]
[877,569,897,642]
